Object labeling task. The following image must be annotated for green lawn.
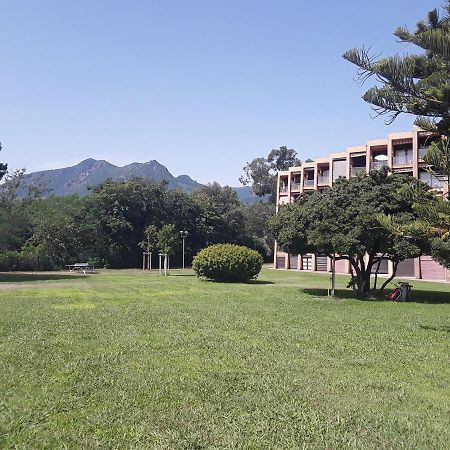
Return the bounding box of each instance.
[0,268,449,449]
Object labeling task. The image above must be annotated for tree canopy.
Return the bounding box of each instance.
[271,170,430,294]
[240,146,301,200]
[0,176,274,271]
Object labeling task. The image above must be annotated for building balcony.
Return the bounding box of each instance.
[291,182,301,191]
[419,146,428,159]
[370,160,388,170]
[351,166,366,176]
[279,185,288,193]
[428,178,444,189]
[303,179,314,188]
[420,173,444,188]
[393,155,413,165]
[317,176,329,185]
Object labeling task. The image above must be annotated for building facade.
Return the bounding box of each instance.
[274,127,450,281]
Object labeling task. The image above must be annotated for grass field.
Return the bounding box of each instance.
[0,267,449,449]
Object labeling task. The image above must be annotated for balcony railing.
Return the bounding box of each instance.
[279,185,288,193]
[370,160,388,170]
[420,173,444,188]
[419,146,428,159]
[291,182,301,191]
[303,179,314,187]
[393,155,413,165]
[425,178,444,188]
[351,166,366,176]
[317,176,329,185]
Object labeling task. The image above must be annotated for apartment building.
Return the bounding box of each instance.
[274,127,450,281]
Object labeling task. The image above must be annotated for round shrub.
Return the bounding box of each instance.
[192,244,263,282]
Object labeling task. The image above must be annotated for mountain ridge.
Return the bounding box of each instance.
[22,158,260,202]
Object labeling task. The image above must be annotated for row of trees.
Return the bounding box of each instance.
[0,173,275,271]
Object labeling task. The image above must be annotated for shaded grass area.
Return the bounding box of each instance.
[0,272,80,283]
[0,268,449,449]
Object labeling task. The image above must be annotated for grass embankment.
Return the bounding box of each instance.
[0,268,449,449]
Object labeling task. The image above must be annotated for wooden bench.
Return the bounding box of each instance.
[65,263,95,274]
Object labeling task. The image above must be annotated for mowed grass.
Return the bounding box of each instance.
[0,268,449,449]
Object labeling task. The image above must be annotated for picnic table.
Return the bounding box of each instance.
[65,263,95,274]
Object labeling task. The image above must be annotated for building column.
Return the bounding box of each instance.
[387,260,394,278]
[311,254,317,272]
[412,130,419,178]
[414,257,422,280]
[387,137,393,169]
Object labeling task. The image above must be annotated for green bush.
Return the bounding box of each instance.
[192,244,263,282]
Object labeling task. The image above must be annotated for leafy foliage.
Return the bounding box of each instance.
[0,176,274,270]
[271,170,429,294]
[192,244,263,282]
[156,224,178,256]
[378,184,450,269]
[240,147,301,200]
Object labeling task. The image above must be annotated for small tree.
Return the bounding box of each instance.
[139,224,158,253]
[157,224,178,275]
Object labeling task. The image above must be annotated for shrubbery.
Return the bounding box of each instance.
[192,244,263,282]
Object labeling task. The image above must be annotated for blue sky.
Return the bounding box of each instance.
[0,1,438,185]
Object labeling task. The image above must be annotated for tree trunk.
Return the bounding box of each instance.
[379,261,399,292]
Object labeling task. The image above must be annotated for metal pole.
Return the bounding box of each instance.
[331,253,336,297]
[182,236,185,269]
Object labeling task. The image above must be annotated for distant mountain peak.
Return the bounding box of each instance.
[21,158,260,203]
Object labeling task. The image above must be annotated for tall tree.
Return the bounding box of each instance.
[192,182,247,245]
[344,1,450,268]
[240,146,301,200]
[88,178,168,267]
[343,2,450,135]
[271,170,428,295]
[241,202,276,259]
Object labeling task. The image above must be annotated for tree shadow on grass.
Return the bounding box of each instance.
[0,273,84,283]
[245,280,275,285]
[170,274,196,277]
[197,278,274,285]
[302,288,450,304]
[302,288,362,300]
[419,324,450,333]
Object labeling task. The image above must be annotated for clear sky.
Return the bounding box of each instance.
[0,0,439,185]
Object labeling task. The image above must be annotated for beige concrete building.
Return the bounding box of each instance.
[274,127,450,281]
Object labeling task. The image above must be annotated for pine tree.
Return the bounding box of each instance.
[344,2,450,269]
[343,2,450,136]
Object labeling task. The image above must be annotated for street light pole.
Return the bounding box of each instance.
[179,230,188,269]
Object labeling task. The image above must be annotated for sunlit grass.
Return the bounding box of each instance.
[0,267,449,448]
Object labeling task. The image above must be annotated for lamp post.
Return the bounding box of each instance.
[179,230,189,269]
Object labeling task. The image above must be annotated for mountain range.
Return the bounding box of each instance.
[22,158,258,202]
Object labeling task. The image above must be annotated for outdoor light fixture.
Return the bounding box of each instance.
[180,230,189,269]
